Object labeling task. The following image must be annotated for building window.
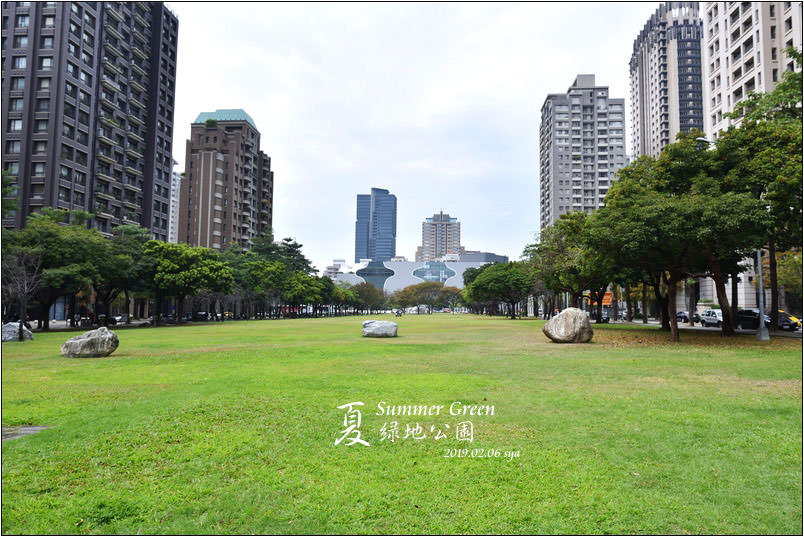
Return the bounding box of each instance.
[40,36,53,48]
[60,166,72,180]
[62,144,74,160]
[76,130,88,146]
[6,141,21,154]
[10,98,24,111]
[34,119,48,132]
[770,26,776,39]
[33,141,47,155]
[8,119,22,132]
[37,77,51,90]
[74,171,86,185]
[66,62,77,77]
[39,57,53,70]
[79,70,92,85]
[36,99,50,112]
[79,90,91,106]
[12,35,28,48]
[75,150,87,166]
[32,162,45,176]
[12,56,27,69]
[42,15,55,28]
[15,15,30,28]
[81,51,92,66]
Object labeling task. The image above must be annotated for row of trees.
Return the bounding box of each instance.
[0,206,396,338]
[524,50,802,341]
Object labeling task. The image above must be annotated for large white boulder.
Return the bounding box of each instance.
[2,322,33,342]
[542,308,594,343]
[61,327,119,358]
[362,320,398,338]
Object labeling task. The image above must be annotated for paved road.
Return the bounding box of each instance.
[611,319,802,338]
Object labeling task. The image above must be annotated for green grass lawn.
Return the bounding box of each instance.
[2,315,801,534]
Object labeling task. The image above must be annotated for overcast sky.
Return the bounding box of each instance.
[166,2,660,273]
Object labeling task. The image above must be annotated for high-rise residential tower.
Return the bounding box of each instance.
[630,2,704,158]
[167,169,181,243]
[354,187,396,263]
[702,1,802,138]
[415,211,462,262]
[1,1,178,240]
[179,109,274,250]
[539,74,627,230]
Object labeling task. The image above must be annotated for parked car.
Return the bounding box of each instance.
[700,309,723,328]
[676,310,701,323]
[765,310,798,332]
[736,309,770,330]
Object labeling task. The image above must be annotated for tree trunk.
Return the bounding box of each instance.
[625,285,632,322]
[769,239,779,331]
[668,278,680,342]
[612,286,619,323]
[177,295,186,324]
[653,281,669,331]
[730,274,739,330]
[709,253,736,337]
[688,280,697,326]
[641,284,648,324]
[18,299,27,341]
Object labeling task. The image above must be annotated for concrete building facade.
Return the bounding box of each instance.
[167,169,180,243]
[1,1,178,240]
[703,1,802,138]
[354,187,397,263]
[630,2,705,158]
[415,211,462,262]
[179,109,274,250]
[539,74,627,230]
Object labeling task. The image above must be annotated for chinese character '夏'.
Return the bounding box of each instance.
[335,401,370,447]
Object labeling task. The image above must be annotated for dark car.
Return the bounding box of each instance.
[736,309,771,330]
[676,310,701,323]
[765,310,798,332]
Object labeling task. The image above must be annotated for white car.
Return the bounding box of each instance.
[700,309,723,328]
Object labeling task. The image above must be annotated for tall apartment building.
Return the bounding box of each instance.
[539,74,627,230]
[630,2,705,158]
[1,1,178,240]
[703,1,802,137]
[354,187,396,263]
[179,109,274,251]
[167,169,180,243]
[415,211,462,262]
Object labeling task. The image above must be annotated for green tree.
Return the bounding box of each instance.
[467,262,533,319]
[14,210,109,330]
[143,241,233,324]
[1,237,42,340]
[352,282,385,314]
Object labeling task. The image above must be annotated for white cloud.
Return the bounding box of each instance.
[167,2,661,271]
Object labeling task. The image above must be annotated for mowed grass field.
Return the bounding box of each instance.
[2,315,801,534]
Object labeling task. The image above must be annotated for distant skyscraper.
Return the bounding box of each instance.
[702,1,802,138]
[167,170,181,243]
[539,75,627,230]
[630,2,704,158]
[354,187,396,263]
[1,1,178,240]
[180,109,274,250]
[415,211,462,262]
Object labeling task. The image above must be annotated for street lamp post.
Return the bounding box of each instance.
[756,249,770,341]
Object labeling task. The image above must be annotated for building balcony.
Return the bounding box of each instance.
[105,23,124,41]
[106,6,123,22]
[98,133,117,146]
[129,96,146,110]
[123,200,139,210]
[132,45,148,61]
[126,147,144,160]
[125,165,142,177]
[103,57,122,76]
[123,180,142,191]
[133,12,148,28]
[133,29,148,45]
[104,41,124,58]
[131,62,147,77]
[130,79,146,94]
[128,114,144,126]
[100,95,118,110]
[127,129,144,143]
[102,75,122,93]
[95,190,114,201]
